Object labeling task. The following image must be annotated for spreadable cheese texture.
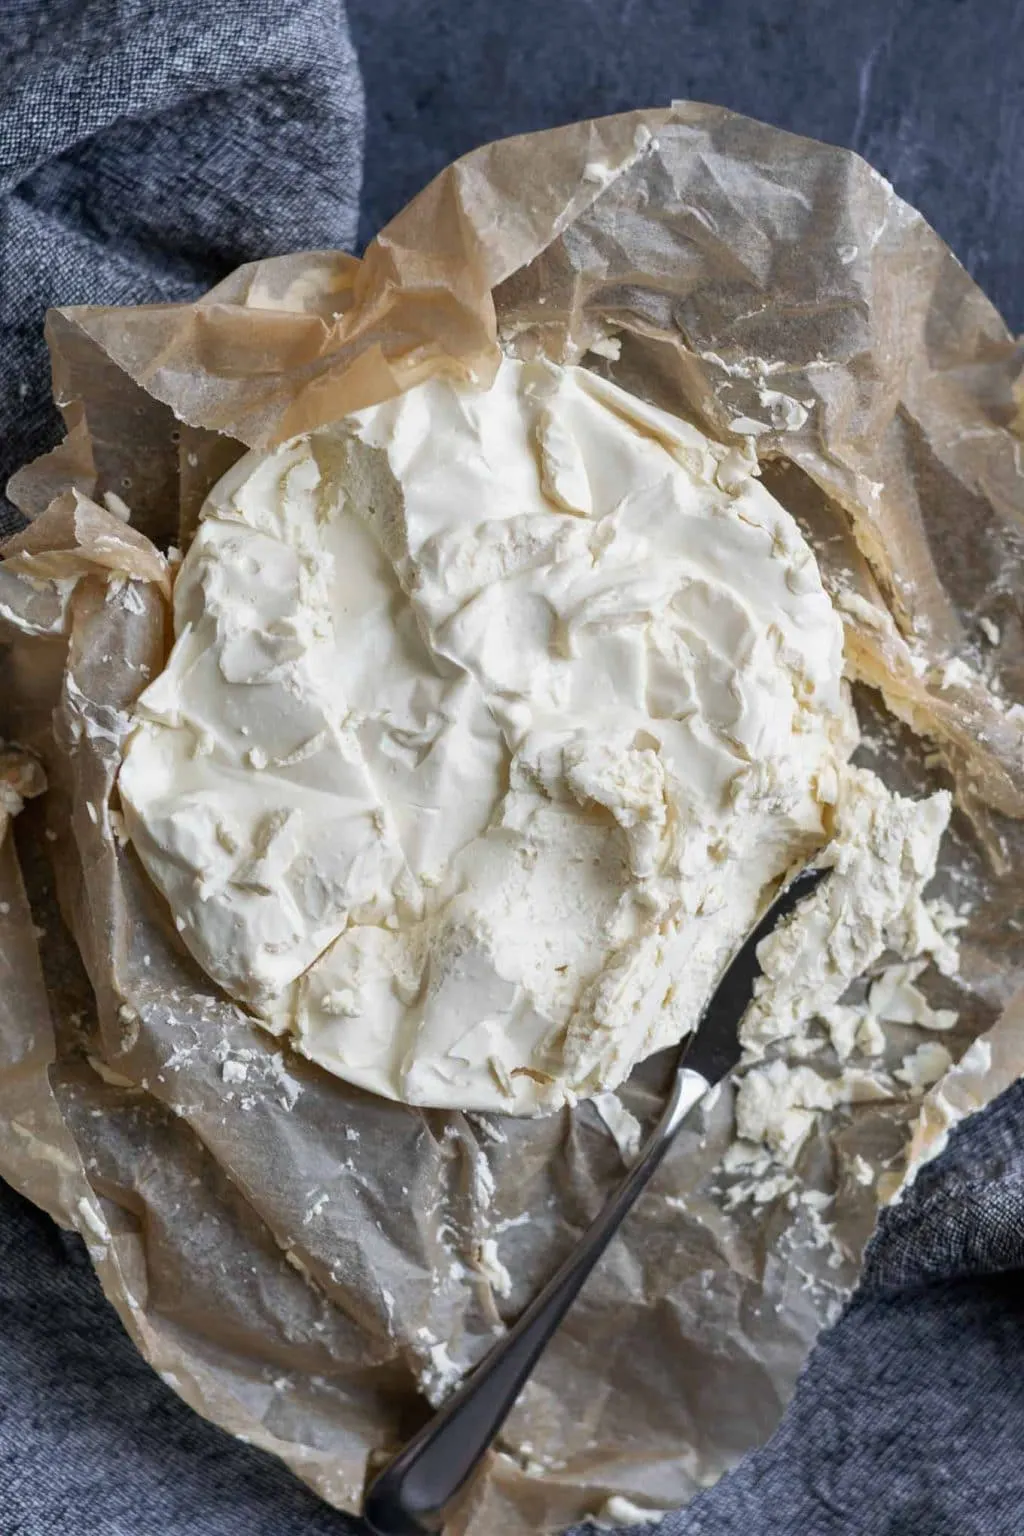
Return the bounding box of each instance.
[119,356,857,1114]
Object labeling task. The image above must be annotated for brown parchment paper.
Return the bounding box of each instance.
[2,103,1024,1533]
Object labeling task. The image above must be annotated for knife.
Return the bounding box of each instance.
[364,864,828,1535]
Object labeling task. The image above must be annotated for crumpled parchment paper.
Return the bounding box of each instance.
[1,103,1023,1533]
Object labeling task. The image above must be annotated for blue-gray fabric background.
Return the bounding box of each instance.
[2,3,1023,1532]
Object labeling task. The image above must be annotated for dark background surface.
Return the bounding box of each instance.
[4,2,1024,1533]
[348,0,1024,332]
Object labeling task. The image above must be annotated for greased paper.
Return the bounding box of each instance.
[1,104,1023,1532]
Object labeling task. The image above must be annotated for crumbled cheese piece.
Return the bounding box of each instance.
[418,1339,462,1405]
[866,960,957,1031]
[582,160,615,186]
[937,655,976,691]
[591,1091,643,1164]
[102,491,132,523]
[896,1042,954,1092]
[823,957,957,1064]
[108,807,130,845]
[734,1061,836,1165]
[594,1494,671,1527]
[474,1238,512,1298]
[741,767,951,1054]
[587,334,622,360]
[756,387,810,432]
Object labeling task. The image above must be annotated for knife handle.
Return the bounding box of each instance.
[362,1067,710,1536]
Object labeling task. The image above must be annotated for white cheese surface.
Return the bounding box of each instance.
[120,357,858,1114]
